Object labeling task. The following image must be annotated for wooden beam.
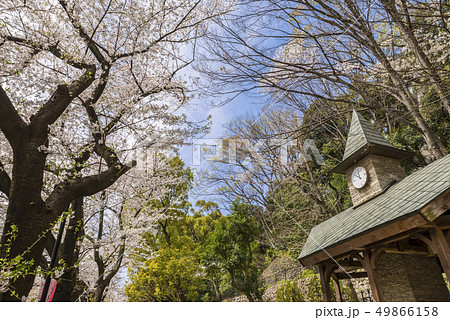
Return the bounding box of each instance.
[335,271,368,280]
[334,266,362,273]
[332,257,364,273]
[359,232,413,253]
[420,190,450,222]
[429,226,450,281]
[383,248,429,255]
[382,243,430,256]
[300,214,427,266]
[363,228,436,252]
[334,259,363,268]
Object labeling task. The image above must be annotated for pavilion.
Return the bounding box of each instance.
[298,110,450,302]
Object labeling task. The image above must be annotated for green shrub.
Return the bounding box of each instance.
[303,273,324,302]
[275,280,304,302]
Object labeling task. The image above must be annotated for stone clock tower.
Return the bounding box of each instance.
[332,110,412,206]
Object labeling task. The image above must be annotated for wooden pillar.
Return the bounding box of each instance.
[429,227,450,281]
[365,258,382,302]
[319,264,332,302]
[331,274,343,302]
[367,249,384,302]
[353,250,383,302]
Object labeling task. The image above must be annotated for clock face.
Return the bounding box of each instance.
[352,166,368,189]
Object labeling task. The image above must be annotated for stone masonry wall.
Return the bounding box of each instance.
[377,253,450,302]
[261,256,303,286]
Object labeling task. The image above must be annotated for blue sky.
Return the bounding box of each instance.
[175,3,297,212]
[178,88,267,211]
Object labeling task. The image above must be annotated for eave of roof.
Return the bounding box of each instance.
[331,143,412,174]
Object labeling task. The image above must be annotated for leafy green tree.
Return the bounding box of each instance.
[125,156,223,301]
[126,236,203,302]
[126,204,224,302]
[201,199,264,301]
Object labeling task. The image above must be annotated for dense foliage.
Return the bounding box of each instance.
[126,192,266,301]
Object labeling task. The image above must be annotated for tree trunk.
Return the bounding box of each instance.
[230,276,255,302]
[244,293,255,302]
[211,279,222,301]
[176,285,186,302]
[302,154,329,216]
[52,197,85,302]
[403,104,446,159]
[0,137,49,301]
[94,280,107,302]
[0,71,96,301]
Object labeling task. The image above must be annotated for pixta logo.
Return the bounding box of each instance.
[191,138,323,166]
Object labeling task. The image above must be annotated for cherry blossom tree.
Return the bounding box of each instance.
[0,0,227,301]
[45,154,190,302]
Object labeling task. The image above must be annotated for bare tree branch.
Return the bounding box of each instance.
[2,35,94,70]
[0,86,27,147]
[31,67,96,131]
[44,159,136,223]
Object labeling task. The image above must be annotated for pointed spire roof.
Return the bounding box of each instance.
[332,110,412,173]
[342,110,394,160]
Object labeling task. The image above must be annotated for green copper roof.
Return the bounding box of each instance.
[342,110,393,161]
[299,154,450,262]
[332,110,412,173]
